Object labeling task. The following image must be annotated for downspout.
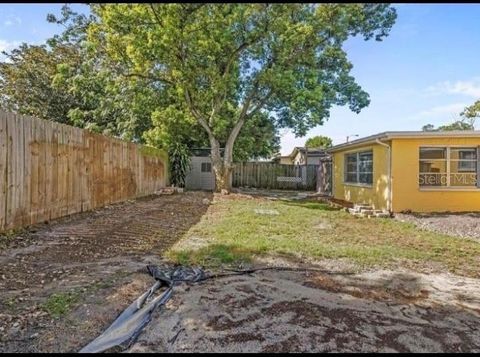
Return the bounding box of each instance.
[375,138,392,213]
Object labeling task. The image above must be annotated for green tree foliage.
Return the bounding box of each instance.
[47,5,157,141]
[461,100,480,120]
[304,135,333,148]
[88,3,396,191]
[0,5,280,162]
[0,5,152,140]
[0,43,81,123]
[422,119,475,132]
[421,124,436,132]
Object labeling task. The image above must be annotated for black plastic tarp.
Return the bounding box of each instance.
[79,265,205,353]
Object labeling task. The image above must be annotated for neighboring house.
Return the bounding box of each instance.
[275,155,295,165]
[327,131,480,213]
[274,147,330,165]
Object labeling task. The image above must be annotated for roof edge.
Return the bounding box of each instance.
[327,130,480,153]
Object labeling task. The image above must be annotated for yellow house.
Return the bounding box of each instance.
[327,131,480,213]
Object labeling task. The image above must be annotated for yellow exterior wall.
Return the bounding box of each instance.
[391,137,480,213]
[332,143,389,211]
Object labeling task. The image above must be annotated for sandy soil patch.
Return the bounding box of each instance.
[128,265,480,353]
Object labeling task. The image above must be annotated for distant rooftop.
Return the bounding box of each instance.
[283,146,330,158]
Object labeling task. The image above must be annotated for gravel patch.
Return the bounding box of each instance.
[395,212,480,242]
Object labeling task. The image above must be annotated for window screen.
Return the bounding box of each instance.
[201,162,212,173]
[419,147,477,187]
[344,150,373,185]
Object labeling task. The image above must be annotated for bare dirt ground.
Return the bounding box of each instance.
[0,191,212,353]
[395,212,480,242]
[1,191,480,353]
[128,265,480,353]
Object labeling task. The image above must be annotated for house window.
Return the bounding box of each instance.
[201,162,212,173]
[419,147,477,187]
[344,150,373,185]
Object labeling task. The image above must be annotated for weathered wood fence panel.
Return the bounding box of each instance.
[0,111,167,232]
[316,159,333,196]
[232,162,318,190]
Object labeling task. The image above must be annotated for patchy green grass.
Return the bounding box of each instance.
[42,291,82,318]
[0,228,26,250]
[167,196,480,276]
[41,271,132,318]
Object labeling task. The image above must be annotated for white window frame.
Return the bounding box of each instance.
[344,150,373,186]
[419,146,478,189]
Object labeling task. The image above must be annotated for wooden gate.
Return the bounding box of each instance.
[316,158,332,196]
[232,162,318,190]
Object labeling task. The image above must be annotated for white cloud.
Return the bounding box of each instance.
[4,16,22,27]
[426,77,480,98]
[0,39,20,62]
[417,102,468,118]
[0,39,18,52]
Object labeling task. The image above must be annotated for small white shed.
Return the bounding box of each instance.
[185,148,216,191]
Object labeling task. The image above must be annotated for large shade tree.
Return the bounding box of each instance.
[84,4,396,191]
[0,5,281,161]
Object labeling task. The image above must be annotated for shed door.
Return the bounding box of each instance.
[185,157,215,191]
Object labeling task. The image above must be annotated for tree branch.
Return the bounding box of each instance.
[149,4,163,28]
[184,88,214,138]
[122,72,174,85]
[247,89,274,117]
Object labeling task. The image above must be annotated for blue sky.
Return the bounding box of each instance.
[1,4,480,154]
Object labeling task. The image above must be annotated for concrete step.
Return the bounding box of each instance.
[354,204,373,210]
[348,204,390,218]
[353,212,367,218]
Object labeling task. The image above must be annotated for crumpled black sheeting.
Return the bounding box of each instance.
[79,265,206,353]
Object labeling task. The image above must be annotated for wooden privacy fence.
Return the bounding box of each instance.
[232,162,319,190]
[0,111,167,232]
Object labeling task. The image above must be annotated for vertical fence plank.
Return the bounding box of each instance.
[43,120,53,220]
[82,130,88,211]
[40,119,48,220]
[59,124,69,218]
[73,127,82,213]
[0,112,7,230]
[21,116,32,226]
[15,114,25,227]
[49,123,59,220]
[15,113,25,224]
[5,112,14,229]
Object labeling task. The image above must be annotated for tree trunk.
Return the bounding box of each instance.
[210,137,232,193]
[213,164,232,192]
